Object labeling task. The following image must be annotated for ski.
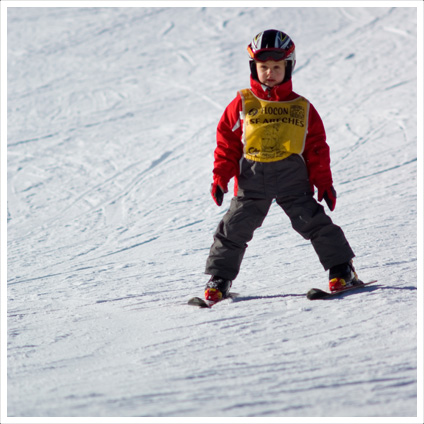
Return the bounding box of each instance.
[306,280,378,300]
[188,293,238,308]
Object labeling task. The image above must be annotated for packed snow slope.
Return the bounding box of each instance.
[6,5,419,420]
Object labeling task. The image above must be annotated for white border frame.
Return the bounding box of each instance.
[1,1,422,424]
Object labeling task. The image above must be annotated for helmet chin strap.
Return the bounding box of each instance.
[249,60,259,81]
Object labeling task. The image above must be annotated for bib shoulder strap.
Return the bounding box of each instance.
[238,88,253,100]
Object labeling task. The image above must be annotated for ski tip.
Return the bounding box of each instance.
[188,292,238,308]
[188,297,211,308]
[306,288,328,300]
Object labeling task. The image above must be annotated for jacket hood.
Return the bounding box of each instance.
[250,76,294,101]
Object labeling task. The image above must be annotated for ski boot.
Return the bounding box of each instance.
[204,276,232,302]
[329,260,362,292]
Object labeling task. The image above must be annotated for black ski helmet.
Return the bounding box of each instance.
[247,29,296,83]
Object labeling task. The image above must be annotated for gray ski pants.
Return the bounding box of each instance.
[205,194,355,280]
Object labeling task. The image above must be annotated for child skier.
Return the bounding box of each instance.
[204,29,361,302]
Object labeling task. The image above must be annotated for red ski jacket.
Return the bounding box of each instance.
[213,76,333,196]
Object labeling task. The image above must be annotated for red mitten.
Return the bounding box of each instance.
[318,185,337,211]
[210,182,227,206]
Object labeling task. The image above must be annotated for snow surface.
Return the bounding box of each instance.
[4,3,422,421]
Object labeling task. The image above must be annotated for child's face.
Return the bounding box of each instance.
[256,60,286,87]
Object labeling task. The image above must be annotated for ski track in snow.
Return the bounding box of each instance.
[5,6,419,419]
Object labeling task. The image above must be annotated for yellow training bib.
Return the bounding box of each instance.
[239,89,309,162]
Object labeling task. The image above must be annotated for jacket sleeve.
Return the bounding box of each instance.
[212,95,244,191]
[303,103,333,191]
